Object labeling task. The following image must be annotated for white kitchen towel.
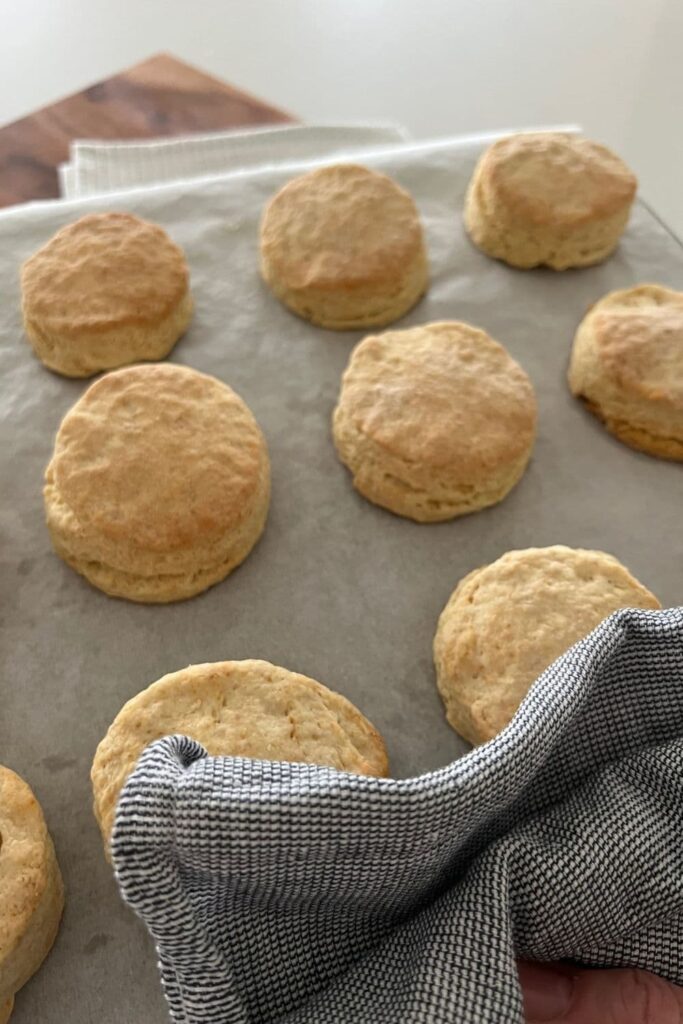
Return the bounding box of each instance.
[112,607,683,1024]
[59,122,411,198]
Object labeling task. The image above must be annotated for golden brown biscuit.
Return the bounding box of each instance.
[332,321,537,521]
[0,767,64,1007]
[434,546,660,745]
[0,997,12,1023]
[568,283,683,460]
[464,133,637,270]
[22,212,193,377]
[260,164,428,329]
[92,659,389,853]
[44,363,270,603]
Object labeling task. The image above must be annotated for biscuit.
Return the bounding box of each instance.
[464,133,637,270]
[0,997,12,1023]
[568,283,683,460]
[22,212,193,377]
[260,164,428,329]
[434,546,660,745]
[92,659,389,852]
[44,363,270,603]
[0,767,64,1007]
[332,321,537,521]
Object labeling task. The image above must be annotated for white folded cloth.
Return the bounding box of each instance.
[59,122,411,199]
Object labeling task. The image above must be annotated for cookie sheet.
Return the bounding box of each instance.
[1,137,682,1022]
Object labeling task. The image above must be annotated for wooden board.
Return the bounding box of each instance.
[0,53,294,208]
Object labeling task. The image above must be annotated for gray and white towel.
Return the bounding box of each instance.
[112,606,683,1023]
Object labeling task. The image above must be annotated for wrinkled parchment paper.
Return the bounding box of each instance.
[1,137,682,1022]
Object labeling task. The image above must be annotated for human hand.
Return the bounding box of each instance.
[519,960,683,1023]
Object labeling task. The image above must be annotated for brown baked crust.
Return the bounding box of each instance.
[48,363,268,554]
[568,284,683,460]
[479,133,636,227]
[44,363,271,600]
[260,164,428,328]
[261,164,424,290]
[336,321,536,471]
[0,767,64,1003]
[333,321,536,520]
[22,213,189,337]
[464,133,636,270]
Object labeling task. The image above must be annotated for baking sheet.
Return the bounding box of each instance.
[1,137,682,1023]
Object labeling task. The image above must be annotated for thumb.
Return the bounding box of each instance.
[518,960,683,1023]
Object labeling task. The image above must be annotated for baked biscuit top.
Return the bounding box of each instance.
[588,284,683,409]
[22,213,189,336]
[336,321,537,477]
[480,133,637,225]
[48,363,268,553]
[260,164,424,291]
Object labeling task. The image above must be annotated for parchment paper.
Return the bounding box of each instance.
[1,137,682,1023]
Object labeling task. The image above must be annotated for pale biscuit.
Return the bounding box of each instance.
[568,283,683,460]
[464,133,637,270]
[44,363,270,603]
[92,659,389,852]
[434,546,660,745]
[22,212,193,377]
[0,767,64,1007]
[332,321,537,522]
[260,164,428,329]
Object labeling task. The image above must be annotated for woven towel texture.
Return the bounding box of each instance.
[113,608,683,1023]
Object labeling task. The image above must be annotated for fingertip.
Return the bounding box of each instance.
[518,961,575,1021]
